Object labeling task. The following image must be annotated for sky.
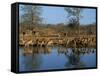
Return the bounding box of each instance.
[41,6,96,25]
[19,4,96,25]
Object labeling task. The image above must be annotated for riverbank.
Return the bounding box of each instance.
[19,34,96,48]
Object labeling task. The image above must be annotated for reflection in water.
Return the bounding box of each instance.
[23,46,52,55]
[19,46,96,71]
[19,47,41,71]
[64,48,84,68]
[19,46,52,71]
[57,46,96,68]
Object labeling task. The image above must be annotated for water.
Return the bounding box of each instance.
[19,46,96,72]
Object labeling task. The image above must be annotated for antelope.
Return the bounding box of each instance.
[47,40,53,46]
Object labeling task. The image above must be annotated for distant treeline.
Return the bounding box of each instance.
[19,23,96,37]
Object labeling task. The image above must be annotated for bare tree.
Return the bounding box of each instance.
[20,5,42,29]
[64,7,83,35]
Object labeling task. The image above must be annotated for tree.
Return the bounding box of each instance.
[20,5,42,29]
[67,17,77,29]
[64,7,83,35]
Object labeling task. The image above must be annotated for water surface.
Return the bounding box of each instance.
[19,46,96,72]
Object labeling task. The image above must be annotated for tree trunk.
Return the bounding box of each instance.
[77,15,80,36]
